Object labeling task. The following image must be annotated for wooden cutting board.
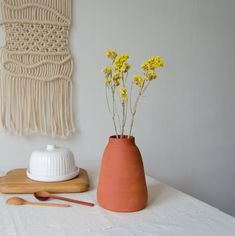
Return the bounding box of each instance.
[0,168,89,194]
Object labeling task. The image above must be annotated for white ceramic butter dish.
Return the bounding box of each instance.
[27,144,79,182]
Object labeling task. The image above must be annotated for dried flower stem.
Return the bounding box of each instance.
[128,91,141,138]
[120,72,128,137]
[130,82,133,115]
[111,87,119,138]
[114,98,121,133]
[105,86,111,114]
[128,81,150,137]
[121,102,125,136]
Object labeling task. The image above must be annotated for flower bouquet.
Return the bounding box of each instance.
[103,49,164,138]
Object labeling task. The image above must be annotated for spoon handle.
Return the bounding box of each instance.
[26,202,70,207]
[50,195,94,207]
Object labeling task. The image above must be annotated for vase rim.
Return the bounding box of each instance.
[108,135,135,144]
[109,135,134,139]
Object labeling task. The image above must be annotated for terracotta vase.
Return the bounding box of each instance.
[97,135,148,212]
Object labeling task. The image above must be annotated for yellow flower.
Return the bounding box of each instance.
[141,61,151,71]
[106,49,117,60]
[157,57,165,67]
[120,87,128,102]
[103,66,112,75]
[120,63,131,73]
[141,56,165,71]
[145,70,158,80]
[113,78,120,86]
[104,77,112,86]
[133,75,144,88]
[112,71,122,86]
[112,71,122,80]
[152,56,164,68]
[114,53,129,71]
[113,79,120,86]
[115,53,129,62]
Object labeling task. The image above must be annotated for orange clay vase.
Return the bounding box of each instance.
[97,135,148,212]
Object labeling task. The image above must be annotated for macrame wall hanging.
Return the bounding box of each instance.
[0,0,74,137]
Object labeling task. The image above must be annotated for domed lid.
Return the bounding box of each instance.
[31,144,74,158]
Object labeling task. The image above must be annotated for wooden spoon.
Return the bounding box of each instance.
[6,197,70,207]
[34,191,95,207]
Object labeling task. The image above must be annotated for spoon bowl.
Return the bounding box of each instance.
[7,197,26,205]
[34,191,50,201]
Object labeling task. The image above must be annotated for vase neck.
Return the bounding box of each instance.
[108,135,135,145]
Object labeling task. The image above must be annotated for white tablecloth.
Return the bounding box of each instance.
[0,169,235,236]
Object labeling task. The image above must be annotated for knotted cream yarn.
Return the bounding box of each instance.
[0,0,74,137]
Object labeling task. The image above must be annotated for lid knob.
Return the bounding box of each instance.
[47,144,56,151]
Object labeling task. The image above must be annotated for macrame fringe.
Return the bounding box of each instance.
[0,74,74,137]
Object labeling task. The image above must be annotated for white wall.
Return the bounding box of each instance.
[0,0,234,216]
